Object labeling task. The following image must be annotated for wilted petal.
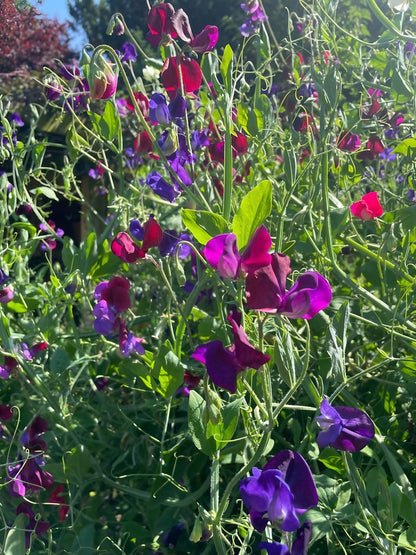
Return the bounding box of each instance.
[171,8,194,42]
[191,341,241,393]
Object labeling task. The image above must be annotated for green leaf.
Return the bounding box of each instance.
[391,68,413,100]
[182,209,229,245]
[220,44,233,91]
[4,513,26,555]
[5,301,27,313]
[393,138,416,156]
[34,186,59,201]
[330,206,349,238]
[50,348,71,374]
[232,180,272,249]
[152,343,184,399]
[100,101,120,141]
[11,222,37,238]
[393,205,416,231]
[188,390,215,456]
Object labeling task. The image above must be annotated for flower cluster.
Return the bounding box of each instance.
[93,276,145,358]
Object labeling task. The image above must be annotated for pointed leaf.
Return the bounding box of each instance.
[232,180,272,249]
[182,209,228,244]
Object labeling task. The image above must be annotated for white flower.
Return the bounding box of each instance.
[387,0,410,11]
[142,65,160,82]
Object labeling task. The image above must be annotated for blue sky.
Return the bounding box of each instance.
[31,0,87,52]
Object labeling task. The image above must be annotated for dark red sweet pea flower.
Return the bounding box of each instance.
[126,92,150,121]
[246,253,332,318]
[146,2,177,47]
[190,25,219,53]
[203,225,272,279]
[48,484,70,521]
[356,135,385,160]
[350,191,383,220]
[141,215,164,254]
[161,56,202,100]
[336,130,361,152]
[191,309,270,393]
[316,398,375,451]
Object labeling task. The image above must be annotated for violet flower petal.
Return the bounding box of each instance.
[332,405,375,451]
[191,341,241,393]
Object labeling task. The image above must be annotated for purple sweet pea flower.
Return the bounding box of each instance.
[203,225,272,279]
[315,398,375,452]
[121,42,137,62]
[379,147,396,162]
[147,171,180,202]
[45,82,62,101]
[16,501,50,549]
[93,277,131,336]
[169,93,187,119]
[259,520,313,555]
[11,113,24,127]
[149,93,170,125]
[246,253,332,318]
[0,287,14,304]
[118,320,145,357]
[129,219,145,241]
[158,230,193,257]
[191,129,210,150]
[191,308,270,393]
[240,451,318,533]
[0,269,9,286]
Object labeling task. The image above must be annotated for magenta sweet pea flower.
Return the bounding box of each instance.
[350,191,383,220]
[316,398,375,452]
[203,225,272,279]
[0,286,14,304]
[246,253,332,318]
[191,309,270,393]
[190,25,219,53]
[240,451,318,533]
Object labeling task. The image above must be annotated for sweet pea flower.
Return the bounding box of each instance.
[161,56,202,100]
[93,277,131,335]
[112,216,163,262]
[240,451,318,533]
[0,355,18,378]
[121,42,137,62]
[316,398,375,452]
[149,93,170,125]
[191,309,270,393]
[16,502,50,549]
[118,320,145,357]
[147,171,180,202]
[350,191,383,220]
[0,287,14,304]
[48,484,70,521]
[203,225,272,279]
[146,2,177,47]
[336,130,361,152]
[259,520,313,554]
[356,135,385,160]
[246,253,332,318]
[190,25,219,53]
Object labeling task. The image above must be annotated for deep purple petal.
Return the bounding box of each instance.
[240,225,272,274]
[245,262,282,312]
[331,405,375,451]
[240,467,281,513]
[147,172,179,202]
[191,341,241,393]
[203,234,240,279]
[258,542,290,555]
[291,520,313,555]
[264,450,318,513]
[129,219,144,241]
[316,399,343,447]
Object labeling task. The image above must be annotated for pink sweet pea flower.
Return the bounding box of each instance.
[190,25,219,53]
[350,192,383,220]
[336,130,361,152]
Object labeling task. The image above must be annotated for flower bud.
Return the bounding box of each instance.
[89,56,118,100]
